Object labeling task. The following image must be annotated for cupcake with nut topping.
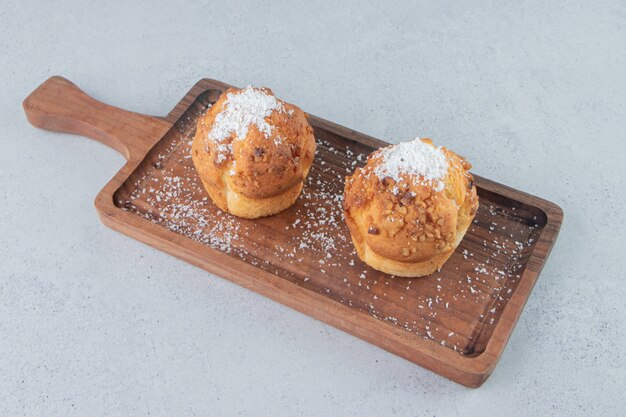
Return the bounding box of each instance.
[192,86,316,219]
[343,138,478,277]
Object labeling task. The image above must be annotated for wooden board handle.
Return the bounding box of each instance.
[23,76,172,162]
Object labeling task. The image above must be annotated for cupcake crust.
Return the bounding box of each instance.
[343,138,478,277]
[192,87,316,218]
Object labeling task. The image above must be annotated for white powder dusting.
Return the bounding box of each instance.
[209,86,284,142]
[373,138,449,191]
[122,112,533,356]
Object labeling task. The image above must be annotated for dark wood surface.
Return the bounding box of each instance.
[23,76,563,387]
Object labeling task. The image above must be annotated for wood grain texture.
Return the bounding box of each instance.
[23,76,563,388]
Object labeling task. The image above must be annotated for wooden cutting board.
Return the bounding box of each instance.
[23,76,562,387]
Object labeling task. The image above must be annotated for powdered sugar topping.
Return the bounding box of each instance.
[208,86,284,144]
[373,138,449,191]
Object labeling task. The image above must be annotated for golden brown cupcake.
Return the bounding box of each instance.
[343,138,478,277]
[192,86,316,218]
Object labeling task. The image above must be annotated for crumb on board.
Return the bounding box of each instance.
[119,111,539,355]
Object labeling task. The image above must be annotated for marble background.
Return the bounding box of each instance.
[1,1,624,416]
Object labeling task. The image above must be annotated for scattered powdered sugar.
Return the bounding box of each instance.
[374,138,449,191]
[119,106,540,356]
[208,86,284,144]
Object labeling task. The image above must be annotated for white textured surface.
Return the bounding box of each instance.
[1,1,625,416]
[373,138,449,191]
[209,86,282,142]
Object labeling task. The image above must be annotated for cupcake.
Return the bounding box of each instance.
[192,86,316,218]
[343,138,478,277]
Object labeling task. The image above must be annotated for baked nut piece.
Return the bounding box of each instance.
[343,138,478,277]
[192,86,316,218]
